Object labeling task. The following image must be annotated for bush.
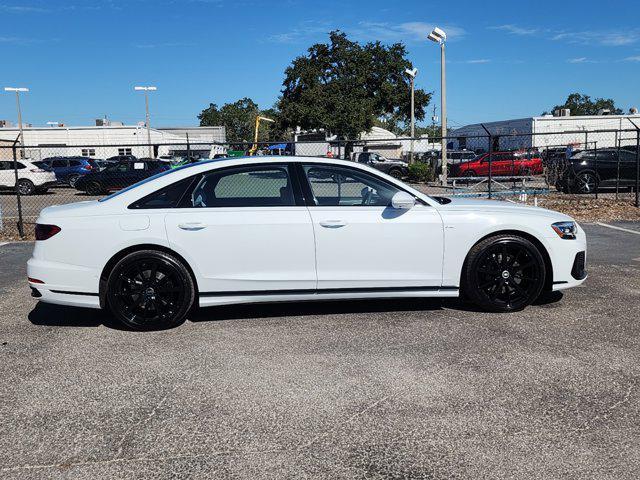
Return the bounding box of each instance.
[408,162,435,182]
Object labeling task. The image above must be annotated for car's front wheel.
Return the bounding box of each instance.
[68,174,80,188]
[106,250,195,330]
[572,171,598,194]
[85,181,103,195]
[388,167,403,179]
[462,234,546,312]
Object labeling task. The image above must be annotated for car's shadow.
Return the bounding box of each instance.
[28,292,564,330]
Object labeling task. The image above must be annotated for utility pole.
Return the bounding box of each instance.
[4,87,29,157]
[405,68,417,164]
[428,27,447,185]
[134,86,157,158]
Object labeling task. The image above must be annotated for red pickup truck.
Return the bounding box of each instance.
[450,151,543,177]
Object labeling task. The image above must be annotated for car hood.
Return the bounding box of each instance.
[435,196,574,221]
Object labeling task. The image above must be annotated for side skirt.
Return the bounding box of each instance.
[198,287,459,308]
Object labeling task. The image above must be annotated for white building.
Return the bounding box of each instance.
[450,113,640,152]
[0,125,226,159]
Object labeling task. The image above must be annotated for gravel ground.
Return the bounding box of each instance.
[0,223,639,479]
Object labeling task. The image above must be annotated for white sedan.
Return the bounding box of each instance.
[27,157,587,330]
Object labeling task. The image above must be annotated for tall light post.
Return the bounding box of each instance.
[4,87,29,157]
[405,68,418,164]
[134,86,157,158]
[428,27,447,185]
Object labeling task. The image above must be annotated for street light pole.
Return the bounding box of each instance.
[428,27,447,185]
[405,68,418,164]
[4,87,29,157]
[134,86,157,158]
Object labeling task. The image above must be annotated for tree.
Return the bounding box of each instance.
[545,93,623,116]
[198,98,286,144]
[277,31,431,140]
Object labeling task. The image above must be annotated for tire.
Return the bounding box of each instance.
[572,172,598,194]
[465,170,477,177]
[106,250,195,330]
[388,168,403,179]
[86,181,104,195]
[462,234,546,312]
[17,179,35,196]
[68,174,80,188]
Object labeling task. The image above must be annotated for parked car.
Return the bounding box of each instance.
[93,159,118,171]
[352,152,408,178]
[0,159,57,195]
[559,148,639,194]
[28,156,587,330]
[74,159,170,194]
[34,156,100,187]
[450,151,543,177]
[105,155,137,163]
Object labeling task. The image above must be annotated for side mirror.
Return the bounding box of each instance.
[391,191,415,210]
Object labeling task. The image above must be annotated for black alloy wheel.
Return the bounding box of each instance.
[463,235,545,312]
[107,250,195,330]
[388,168,403,179]
[68,174,80,188]
[86,181,103,195]
[573,172,598,194]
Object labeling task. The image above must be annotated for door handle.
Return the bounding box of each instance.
[319,220,346,228]
[178,222,206,231]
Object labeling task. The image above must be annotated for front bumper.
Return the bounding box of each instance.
[546,226,588,291]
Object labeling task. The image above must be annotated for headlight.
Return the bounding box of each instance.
[551,221,577,239]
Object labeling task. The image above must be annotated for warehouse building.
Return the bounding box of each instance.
[450,112,640,153]
[0,124,226,159]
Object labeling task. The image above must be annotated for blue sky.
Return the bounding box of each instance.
[1,0,639,129]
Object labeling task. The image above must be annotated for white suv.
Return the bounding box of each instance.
[0,159,58,195]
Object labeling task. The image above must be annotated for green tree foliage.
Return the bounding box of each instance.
[278,31,431,140]
[198,98,286,143]
[546,93,623,116]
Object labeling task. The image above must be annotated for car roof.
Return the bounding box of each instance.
[99,156,437,207]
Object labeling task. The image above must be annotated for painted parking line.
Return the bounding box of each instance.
[595,222,640,236]
[0,242,9,247]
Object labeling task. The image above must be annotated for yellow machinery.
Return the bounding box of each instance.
[248,116,275,156]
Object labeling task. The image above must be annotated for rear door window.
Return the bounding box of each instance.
[191,164,296,208]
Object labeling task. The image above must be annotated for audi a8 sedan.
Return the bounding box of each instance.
[28,156,587,330]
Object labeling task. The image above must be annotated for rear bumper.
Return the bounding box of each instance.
[27,257,101,309]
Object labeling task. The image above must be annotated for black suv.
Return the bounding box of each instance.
[560,148,638,193]
[352,152,408,179]
[74,159,170,195]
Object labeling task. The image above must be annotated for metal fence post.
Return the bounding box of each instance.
[636,129,640,208]
[615,137,621,200]
[12,145,25,238]
[594,141,598,200]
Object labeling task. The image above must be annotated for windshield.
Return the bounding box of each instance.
[98,160,212,202]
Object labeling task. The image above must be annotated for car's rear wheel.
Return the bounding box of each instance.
[106,250,195,330]
[17,179,35,195]
[465,170,477,177]
[462,234,546,312]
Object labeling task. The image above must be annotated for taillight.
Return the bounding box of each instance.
[84,165,93,170]
[35,224,61,240]
[30,168,45,173]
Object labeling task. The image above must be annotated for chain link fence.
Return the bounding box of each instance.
[1,126,638,239]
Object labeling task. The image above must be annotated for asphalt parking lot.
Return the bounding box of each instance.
[1,223,639,479]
